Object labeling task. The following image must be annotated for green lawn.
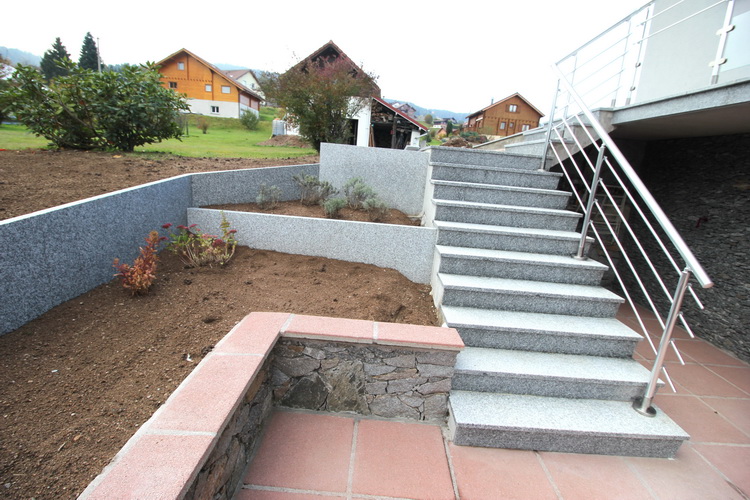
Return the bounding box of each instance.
[0,108,318,158]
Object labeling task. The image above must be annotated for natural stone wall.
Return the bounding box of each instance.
[184,359,273,500]
[622,133,750,361]
[270,339,457,422]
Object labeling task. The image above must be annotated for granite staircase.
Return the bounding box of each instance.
[424,146,689,458]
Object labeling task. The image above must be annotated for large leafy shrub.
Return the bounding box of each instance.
[5,62,189,151]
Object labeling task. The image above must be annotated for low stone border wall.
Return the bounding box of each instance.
[78,312,463,500]
[188,208,437,284]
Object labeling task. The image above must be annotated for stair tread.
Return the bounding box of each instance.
[436,245,608,271]
[431,179,571,197]
[439,273,624,303]
[434,220,591,241]
[434,199,582,218]
[450,391,689,439]
[430,161,562,177]
[441,306,642,341]
[456,347,652,385]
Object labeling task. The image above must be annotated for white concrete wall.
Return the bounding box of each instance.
[188,98,240,119]
[352,101,371,147]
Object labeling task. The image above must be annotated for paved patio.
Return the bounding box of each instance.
[236,306,749,499]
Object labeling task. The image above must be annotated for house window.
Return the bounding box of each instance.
[522,124,530,131]
[508,104,518,112]
[211,106,219,113]
[177,62,185,70]
[221,86,231,94]
[205,84,212,92]
[510,122,515,128]
[169,81,177,89]
[500,122,507,130]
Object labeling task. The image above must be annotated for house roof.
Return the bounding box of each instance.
[372,96,428,132]
[290,40,381,96]
[156,48,263,101]
[466,92,545,119]
[224,68,262,84]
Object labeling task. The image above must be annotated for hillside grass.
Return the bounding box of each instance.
[0,108,317,158]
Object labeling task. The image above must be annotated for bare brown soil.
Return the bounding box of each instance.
[0,149,438,499]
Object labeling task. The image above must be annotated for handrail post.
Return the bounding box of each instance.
[634,268,692,416]
[574,145,607,260]
[539,79,560,171]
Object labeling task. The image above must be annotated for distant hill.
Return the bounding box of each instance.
[0,47,40,66]
[385,99,469,123]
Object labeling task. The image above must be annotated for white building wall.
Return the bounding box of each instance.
[352,102,371,147]
[187,98,240,119]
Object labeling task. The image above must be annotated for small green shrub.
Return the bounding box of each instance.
[163,212,237,268]
[292,174,338,205]
[342,177,376,209]
[256,183,281,209]
[196,116,210,134]
[240,110,260,131]
[363,197,389,222]
[323,197,347,218]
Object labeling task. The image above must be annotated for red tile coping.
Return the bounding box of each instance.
[79,312,462,499]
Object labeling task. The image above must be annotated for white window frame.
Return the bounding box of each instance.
[169,81,177,89]
[177,62,185,70]
[508,104,518,112]
[211,106,219,113]
[499,122,506,130]
[221,86,231,94]
[205,84,212,92]
[521,124,530,131]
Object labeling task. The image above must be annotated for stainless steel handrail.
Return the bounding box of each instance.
[541,0,720,417]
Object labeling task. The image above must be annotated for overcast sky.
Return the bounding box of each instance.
[4,0,647,115]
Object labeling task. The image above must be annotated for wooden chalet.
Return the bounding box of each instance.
[370,97,428,149]
[465,93,544,136]
[156,48,263,119]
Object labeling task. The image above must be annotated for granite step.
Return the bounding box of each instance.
[430,162,562,190]
[433,199,581,232]
[448,390,689,457]
[434,221,593,256]
[440,305,642,357]
[432,180,570,209]
[437,274,623,318]
[453,347,659,400]
[428,146,543,170]
[436,245,607,285]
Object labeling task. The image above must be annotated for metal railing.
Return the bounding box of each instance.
[542,0,721,416]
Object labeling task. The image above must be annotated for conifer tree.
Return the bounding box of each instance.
[79,32,100,71]
[40,37,72,82]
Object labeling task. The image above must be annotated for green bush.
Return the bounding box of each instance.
[363,197,389,222]
[240,109,260,130]
[6,62,188,151]
[342,177,376,209]
[292,174,338,205]
[323,197,347,218]
[256,183,281,209]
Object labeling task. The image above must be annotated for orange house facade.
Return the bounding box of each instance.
[157,49,262,119]
[465,93,543,136]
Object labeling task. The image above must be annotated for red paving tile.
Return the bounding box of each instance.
[676,340,747,367]
[626,445,746,500]
[540,452,653,500]
[652,394,750,444]
[85,433,215,500]
[450,444,557,500]
[236,490,345,499]
[214,312,288,355]
[692,444,750,497]
[705,365,750,395]
[244,412,354,493]
[149,354,263,433]
[352,419,454,499]
[284,315,374,343]
[376,322,464,350]
[667,363,749,398]
[700,397,750,435]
